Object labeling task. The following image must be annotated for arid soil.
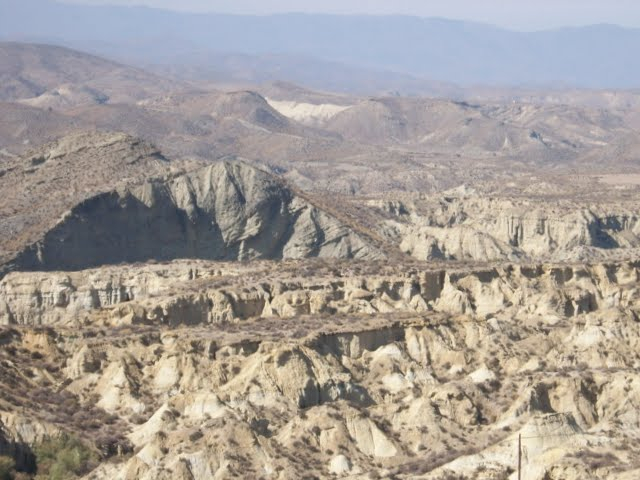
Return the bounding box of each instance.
[1,42,640,480]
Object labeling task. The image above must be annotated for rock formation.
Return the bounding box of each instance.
[7,161,378,272]
[0,258,639,479]
[0,133,383,275]
[2,45,640,479]
[375,196,640,262]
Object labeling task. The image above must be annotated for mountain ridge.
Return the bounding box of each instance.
[2,1,640,88]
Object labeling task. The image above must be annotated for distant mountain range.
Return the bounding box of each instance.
[2,0,640,89]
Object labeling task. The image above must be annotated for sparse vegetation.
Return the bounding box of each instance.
[0,457,16,480]
[569,450,620,470]
[1,38,640,478]
[32,435,97,480]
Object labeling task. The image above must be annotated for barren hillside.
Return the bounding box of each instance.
[1,259,640,479]
[1,39,640,480]
[0,42,181,104]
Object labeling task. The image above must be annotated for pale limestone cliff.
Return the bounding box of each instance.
[1,273,639,479]
[375,196,640,262]
[8,162,379,273]
[2,260,637,329]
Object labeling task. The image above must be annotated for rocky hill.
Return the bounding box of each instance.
[0,258,639,479]
[4,130,640,277]
[1,44,639,199]
[323,97,626,160]
[8,161,379,272]
[0,42,181,105]
[2,39,640,480]
[0,131,385,276]
[0,102,79,155]
[374,196,640,263]
[0,132,173,268]
[0,132,639,479]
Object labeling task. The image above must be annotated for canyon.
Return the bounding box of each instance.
[1,259,639,479]
[0,40,640,480]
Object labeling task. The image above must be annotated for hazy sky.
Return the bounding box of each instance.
[63,0,640,30]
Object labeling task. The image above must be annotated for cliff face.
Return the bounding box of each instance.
[4,133,640,276]
[0,259,639,479]
[1,259,638,328]
[3,130,640,479]
[0,131,172,269]
[9,162,379,272]
[379,197,640,262]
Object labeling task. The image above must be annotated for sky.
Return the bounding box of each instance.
[63,0,640,30]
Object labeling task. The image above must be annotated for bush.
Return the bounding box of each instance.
[33,434,97,480]
[0,456,15,480]
[569,449,619,470]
